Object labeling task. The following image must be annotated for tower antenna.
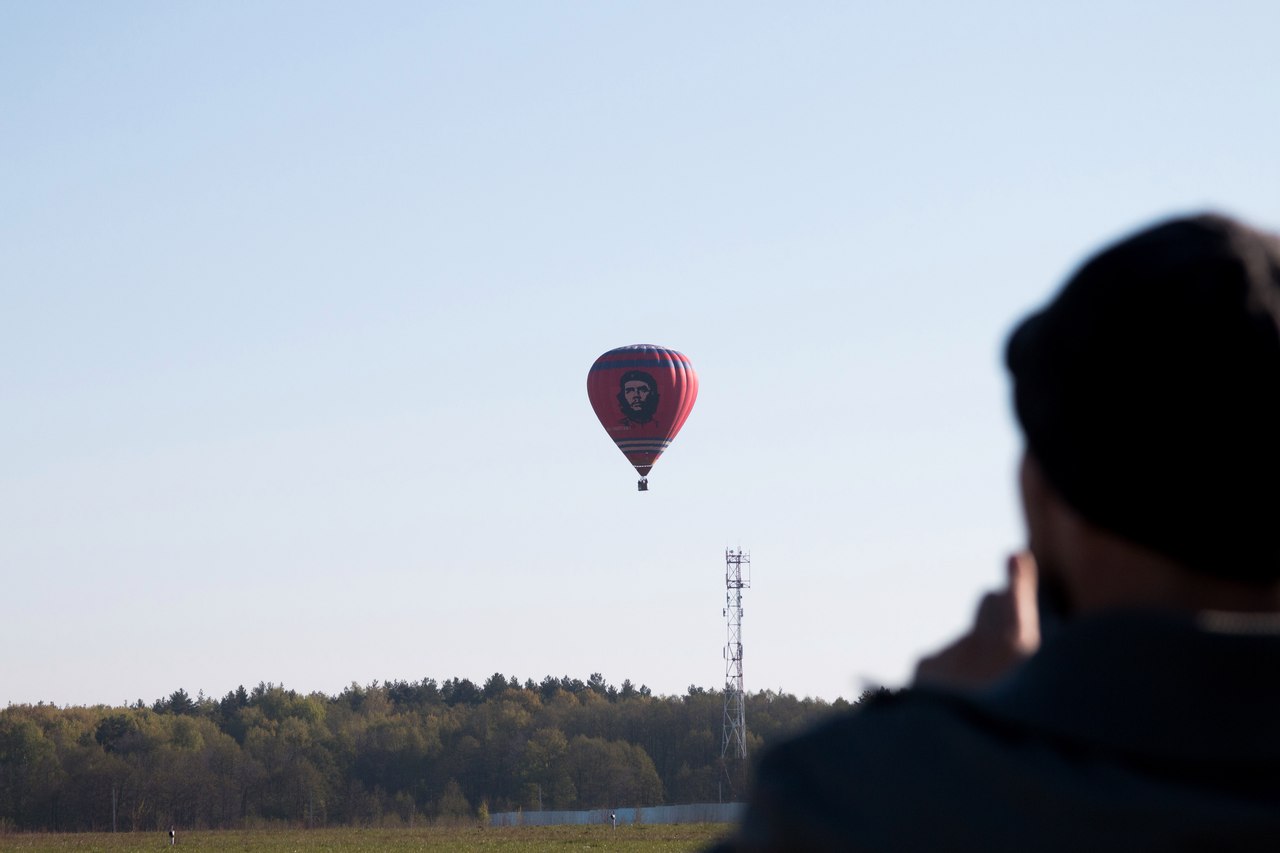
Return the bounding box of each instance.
[722,548,750,775]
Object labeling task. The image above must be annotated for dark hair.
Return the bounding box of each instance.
[1006,213,1280,582]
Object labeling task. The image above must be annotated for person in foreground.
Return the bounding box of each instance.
[710,212,1280,852]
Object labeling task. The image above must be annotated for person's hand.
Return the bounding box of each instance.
[912,552,1040,689]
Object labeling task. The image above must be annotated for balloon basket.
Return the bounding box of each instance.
[637,478,649,492]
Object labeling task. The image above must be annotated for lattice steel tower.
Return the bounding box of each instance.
[722,548,750,762]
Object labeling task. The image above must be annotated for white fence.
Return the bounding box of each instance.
[489,802,745,827]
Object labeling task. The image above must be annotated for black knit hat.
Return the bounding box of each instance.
[1006,214,1280,582]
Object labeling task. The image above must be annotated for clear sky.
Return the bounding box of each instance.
[4,1,1278,708]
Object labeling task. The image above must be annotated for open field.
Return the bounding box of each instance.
[0,824,728,852]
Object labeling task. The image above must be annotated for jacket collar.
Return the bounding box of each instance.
[941,609,1280,762]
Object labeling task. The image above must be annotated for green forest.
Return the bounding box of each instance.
[1,675,868,833]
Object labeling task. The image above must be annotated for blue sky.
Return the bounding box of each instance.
[4,1,1278,707]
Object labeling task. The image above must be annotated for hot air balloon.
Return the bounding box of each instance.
[587,344,698,491]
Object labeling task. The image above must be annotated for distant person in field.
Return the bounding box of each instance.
[616,370,660,428]
[710,213,1280,851]
[169,825,175,845]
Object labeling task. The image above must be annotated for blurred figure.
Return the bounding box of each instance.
[711,213,1280,851]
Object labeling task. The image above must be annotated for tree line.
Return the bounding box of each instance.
[0,674,869,832]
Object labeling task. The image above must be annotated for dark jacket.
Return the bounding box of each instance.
[712,610,1280,851]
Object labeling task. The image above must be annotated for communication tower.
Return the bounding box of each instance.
[722,548,750,764]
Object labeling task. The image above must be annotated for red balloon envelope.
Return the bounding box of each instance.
[587,344,698,489]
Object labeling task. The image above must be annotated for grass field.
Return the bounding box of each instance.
[0,824,729,852]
